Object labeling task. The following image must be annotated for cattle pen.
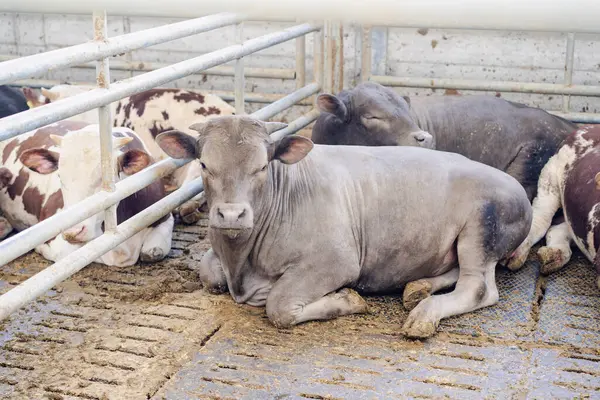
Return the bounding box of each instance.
[0,1,599,399]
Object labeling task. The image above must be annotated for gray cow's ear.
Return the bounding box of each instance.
[20,148,59,174]
[317,94,347,120]
[269,135,314,165]
[156,130,199,159]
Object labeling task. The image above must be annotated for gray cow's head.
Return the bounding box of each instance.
[312,82,434,148]
[156,116,313,240]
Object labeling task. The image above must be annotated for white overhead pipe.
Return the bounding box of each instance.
[1,0,600,33]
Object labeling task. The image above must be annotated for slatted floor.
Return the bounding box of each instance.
[0,219,599,399]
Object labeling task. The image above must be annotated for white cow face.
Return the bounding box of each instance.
[20,126,151,244]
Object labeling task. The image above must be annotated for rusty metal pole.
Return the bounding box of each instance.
[94,10,118,232]
[361,26,372,83]
[563,33,575,113]
[295,23,306,90]
[332,21,344,94]
[234,22,245,114]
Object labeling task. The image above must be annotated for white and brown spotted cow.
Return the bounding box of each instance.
[0,120,173,266]
[23,84,235,223]
[507,125,600,289]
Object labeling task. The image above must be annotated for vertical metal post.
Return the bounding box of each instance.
[563,32,575,112]
[94,10,117,232]
[234,22,245,114]
[295,27,306,90]
[313,27,323,87]
[331,21,344,94]
[323,21,333,94]
[361,25,372,83]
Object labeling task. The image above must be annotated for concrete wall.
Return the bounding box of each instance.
[1,12,599,127]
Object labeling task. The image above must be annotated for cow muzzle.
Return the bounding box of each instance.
[62,225,89,244]
[210,203,254,238]
[410,130,434,148]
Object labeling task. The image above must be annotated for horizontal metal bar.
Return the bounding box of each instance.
[0,176,204,321]
[548,111,600,124]
[271,108,320,140]
[251,82,320,120]
[10,79,314,105]
[0,13,247,86]
[2,0,599,33]
[370,75,600,97]
[0,55,296,80]
[0,157,191,267]
[0,22,321,142]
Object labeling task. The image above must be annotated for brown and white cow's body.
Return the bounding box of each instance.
[23,85,235,222]
[1,121,173,266]
[508,125,600,289]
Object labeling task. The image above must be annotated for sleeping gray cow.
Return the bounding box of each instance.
[156,115,532,339]
[312,82,577,201]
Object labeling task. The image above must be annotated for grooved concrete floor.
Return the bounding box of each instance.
[0,220,599,400]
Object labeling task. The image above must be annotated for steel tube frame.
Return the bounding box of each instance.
[0,157,190,267]
[295,31,306,90]
[0,22,321,142]
[370,75,600,97]
[0,56,296,80]
[0,176,205,321]
[250,82,320,121]
[563,33,576,112]
[0,12,247,86]
[94,10,118,232]
[234,22,245,114]
[3,0,600,34]
[10,79,315,105]
[271,108,321,141]
[361,26,372,84]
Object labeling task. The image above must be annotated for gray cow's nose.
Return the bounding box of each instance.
[210,202,254,232]
[217,205,246,223]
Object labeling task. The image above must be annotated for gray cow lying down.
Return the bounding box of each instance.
[156,115,532,339]
[312,82,577,202]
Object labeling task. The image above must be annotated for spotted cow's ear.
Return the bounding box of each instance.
[118,149,152,175]
[156,130,200,159]
[269,135,314,165]
[317,94,348,121]
[20,149,59,174]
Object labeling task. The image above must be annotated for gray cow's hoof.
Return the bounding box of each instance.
[403,280,432,311]
[402,320,437,340]
[140,247,167,263]
[333,288,369,314]
[537,246,568,275]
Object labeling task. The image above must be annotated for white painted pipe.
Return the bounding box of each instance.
[271,108,320,140]
[0,177,204,321]
[371,75,600,97]
[0,56,297,80]
[1,0,599,33]
[0,157,191,267]
[251,82,320,121]
[0,22,321,142]
[0,12,246,86]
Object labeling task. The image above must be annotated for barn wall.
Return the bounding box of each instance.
[1,12,599,126]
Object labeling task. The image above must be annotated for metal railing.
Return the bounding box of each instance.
[0,11,331,320]
[360,27,600,123]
